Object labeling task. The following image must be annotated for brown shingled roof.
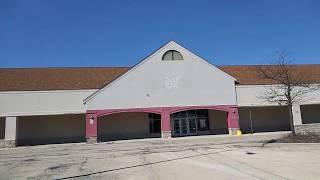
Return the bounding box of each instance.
[219,64,320,85]
[0,67,129,91]
[0,65,320,91]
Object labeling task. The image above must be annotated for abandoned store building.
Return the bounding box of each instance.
[1,41,320,148]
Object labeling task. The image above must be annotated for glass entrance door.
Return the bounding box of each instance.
[181,118,188,135]
[173,119,180,135]
[188,118,197,134]
[172,118,197,136]
[171,110,209,137]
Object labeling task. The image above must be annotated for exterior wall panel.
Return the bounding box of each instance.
[0,90,96,117]
[98,112,155,141]
[237,85,320,107]
[208,110,228,134]
[17,114,86,145]
[239,106,290,133]
[301,104,320,124]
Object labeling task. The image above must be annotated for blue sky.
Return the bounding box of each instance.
[1,0,320,67]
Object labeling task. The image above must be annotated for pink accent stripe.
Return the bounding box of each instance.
[87,105,238,117]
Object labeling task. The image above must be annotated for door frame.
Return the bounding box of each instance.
[171,117,198,136]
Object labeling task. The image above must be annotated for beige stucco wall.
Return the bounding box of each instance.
[98,112,153,141]
[0,90,95,117]
[301,104,320,124]
[17,114,85,145]
[0,117,5,139]
[208,110,228,134]
[239,106,290,133]
[236,85,320,107]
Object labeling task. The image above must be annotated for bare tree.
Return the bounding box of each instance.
[257,54,319,136]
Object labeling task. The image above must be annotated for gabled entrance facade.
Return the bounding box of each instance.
[84,41,241,143]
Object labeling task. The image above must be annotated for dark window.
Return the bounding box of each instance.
[149,113,161,133]
[196,110,209,131]
[162,50,184,61]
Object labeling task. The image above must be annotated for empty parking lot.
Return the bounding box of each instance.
[0,132,319,180]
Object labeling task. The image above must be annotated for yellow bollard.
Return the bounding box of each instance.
[236,130,242,136]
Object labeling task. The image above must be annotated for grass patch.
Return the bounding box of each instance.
[275,133,320,143]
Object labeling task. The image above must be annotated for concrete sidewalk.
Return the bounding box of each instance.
[0,132,319,180]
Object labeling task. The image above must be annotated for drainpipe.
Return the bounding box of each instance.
[249,109,253,134]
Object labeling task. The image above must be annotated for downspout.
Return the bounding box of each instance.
[234,81,241,131]
[249,109,253,134]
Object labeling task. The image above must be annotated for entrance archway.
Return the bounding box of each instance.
[85,105,240,143]
[170,109,229,137]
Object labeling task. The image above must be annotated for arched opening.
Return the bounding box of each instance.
[170,109,228,137]
[97,112,161,142]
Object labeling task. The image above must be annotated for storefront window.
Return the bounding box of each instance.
[149,113,161,133]
[196,110,209,131]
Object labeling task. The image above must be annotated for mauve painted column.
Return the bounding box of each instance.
[161,110,172,139]
[86,112,98,143]
[227,107,241,135]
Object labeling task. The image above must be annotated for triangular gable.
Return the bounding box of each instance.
[84,40,236,104]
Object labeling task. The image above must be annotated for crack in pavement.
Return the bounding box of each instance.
[54,149,231,179]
